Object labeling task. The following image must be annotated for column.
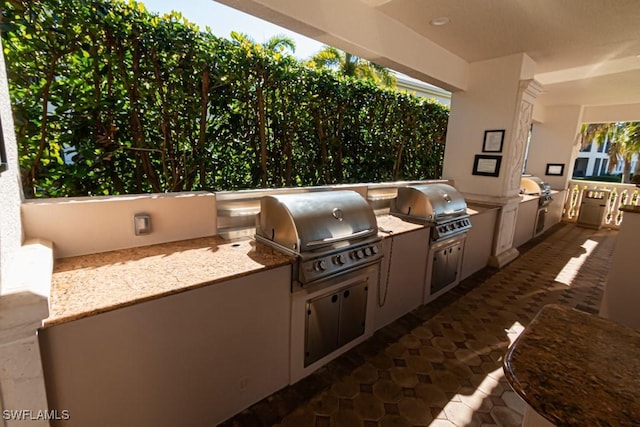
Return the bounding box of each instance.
[443,54,542,267]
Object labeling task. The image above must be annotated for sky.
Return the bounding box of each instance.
[139,0,326,60]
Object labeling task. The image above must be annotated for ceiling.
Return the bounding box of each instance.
[368,0,640,106]
[219,0,640,109]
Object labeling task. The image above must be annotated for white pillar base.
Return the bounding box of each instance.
[488,247,520,268]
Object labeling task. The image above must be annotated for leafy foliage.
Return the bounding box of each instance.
[1,0,449,197]
[580,122,640,183]
[307,46,396,88]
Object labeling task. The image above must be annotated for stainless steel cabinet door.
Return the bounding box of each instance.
[305,292,340,366]
[338,281,368,347]
[431,243,462,294]
[431,246,450,293]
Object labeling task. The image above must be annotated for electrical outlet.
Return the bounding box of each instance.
[134,213,151,235]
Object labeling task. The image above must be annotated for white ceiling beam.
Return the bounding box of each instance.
[216,0,469,92]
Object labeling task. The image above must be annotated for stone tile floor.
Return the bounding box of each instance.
[221,223,618,427]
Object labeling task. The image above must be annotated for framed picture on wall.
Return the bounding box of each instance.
[472,155,502,177]
[546,163,565,176]
[482,129,505,152]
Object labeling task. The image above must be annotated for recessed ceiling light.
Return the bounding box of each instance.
[430,17,450,26]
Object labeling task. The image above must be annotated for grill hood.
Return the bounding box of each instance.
[256,190,378,253]
[520,176,551,195]
[392,184,467,222]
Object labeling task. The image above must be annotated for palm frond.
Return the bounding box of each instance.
[264,34,296,54]
[307,46,342,69]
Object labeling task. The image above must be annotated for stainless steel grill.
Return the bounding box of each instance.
[256,190,382,375]
[521,175,553,207]
[390,183,471,301]
[390,184,471,241]
[255,190,382,286]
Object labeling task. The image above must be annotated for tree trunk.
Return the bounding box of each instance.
[314,110,331,184]
[622,158,632,183]
[28,52,60,195]
[392,141,405,181]
[199,69,210,189]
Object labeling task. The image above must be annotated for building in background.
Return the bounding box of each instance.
[573,138,638,179]
[394,72,451,106]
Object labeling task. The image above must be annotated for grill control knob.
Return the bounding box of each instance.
[334,254,346,265]
[315,260,327,271]
[356,249,364,259]
[364,247,372,256]
[371,245,379,254]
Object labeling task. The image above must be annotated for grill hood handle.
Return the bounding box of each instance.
[306,228,375,247]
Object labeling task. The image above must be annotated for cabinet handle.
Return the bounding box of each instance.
[331,294,338,303]
[344,290,350,298]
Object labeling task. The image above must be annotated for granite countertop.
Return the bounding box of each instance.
[376,214,426,236]
[519,194,540,203]
[46,236,294,327]
[503,304,640,425]
[466,203,500,215]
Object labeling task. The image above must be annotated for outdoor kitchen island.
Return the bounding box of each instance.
[504,304,640,426]
[38,213,432,427]
[38,192,503,426]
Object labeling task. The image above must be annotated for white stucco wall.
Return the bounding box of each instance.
[442,54,535,197]
[527,105,584,190]
[0,37,24,295]
[22,192,217,259]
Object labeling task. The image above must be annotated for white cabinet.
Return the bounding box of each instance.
[513,197,539,248]
[461,207,498,280]
[38,265,292,427]
[374,228,429,330]
[600,210,640,328]
[544,190,566,232]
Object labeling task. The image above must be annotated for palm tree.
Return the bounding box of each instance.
[580,122,640,183]
[579,122,616,150]
[307,46,396,87]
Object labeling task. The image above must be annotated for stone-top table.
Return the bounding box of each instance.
[503,304,640,426]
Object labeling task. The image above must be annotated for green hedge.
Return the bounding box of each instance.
[1,0,449,197]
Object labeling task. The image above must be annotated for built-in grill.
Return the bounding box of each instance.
[521,175,553,207]
[390,184,471,241]
[390,183,472,302]
[521,175,553,237]
[255,190,382,287]
[255,190,383,379]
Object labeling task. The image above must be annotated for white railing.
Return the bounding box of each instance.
[563,180,640,229]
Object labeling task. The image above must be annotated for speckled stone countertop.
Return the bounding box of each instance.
[519,194,540,203]
[504,304,640,426]
[466,203,500,215]
[46,236,294,327]
[376,214,425,236]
